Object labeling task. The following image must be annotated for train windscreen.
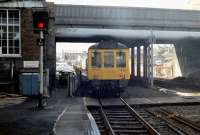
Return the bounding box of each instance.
[104,51,114,68]
[116,52,126,67]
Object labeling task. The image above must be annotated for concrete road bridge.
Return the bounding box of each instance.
[44,4,200,86]
[55,4,200,42]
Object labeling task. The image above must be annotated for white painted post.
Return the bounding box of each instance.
[137,46,141,78]
[38,30,44,108]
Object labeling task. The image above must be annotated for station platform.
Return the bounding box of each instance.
[0,89,95,135]
[54,98,90,135]
[85,96,200,107]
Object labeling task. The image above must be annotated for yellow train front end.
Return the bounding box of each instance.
[86,41,130,97]
[87,49,130,80]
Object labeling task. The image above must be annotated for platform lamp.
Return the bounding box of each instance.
[32,10,49,109]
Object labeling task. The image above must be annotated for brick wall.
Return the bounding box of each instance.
[0,5,56,91]
[21,8,40,61]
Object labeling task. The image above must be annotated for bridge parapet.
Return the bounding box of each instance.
[55,4,200,31]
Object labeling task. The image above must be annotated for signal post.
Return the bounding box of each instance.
[33,10,49,108]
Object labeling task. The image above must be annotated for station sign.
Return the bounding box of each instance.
[23,61,39,68]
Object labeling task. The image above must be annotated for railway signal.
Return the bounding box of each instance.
[32,10,49,108]
[32,11,49,33]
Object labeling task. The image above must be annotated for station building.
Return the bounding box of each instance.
[0,1,55,92]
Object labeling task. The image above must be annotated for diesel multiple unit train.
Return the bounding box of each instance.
[86,40,130,96]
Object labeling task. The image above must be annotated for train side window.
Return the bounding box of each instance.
[104,51,114,68]
[116,52,126,67]
[91,51,101,67]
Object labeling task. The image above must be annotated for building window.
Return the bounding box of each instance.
[0,10,20,57]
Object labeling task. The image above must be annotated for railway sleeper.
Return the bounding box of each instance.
[111,125,145,129]
[114,129,149,134]
[110,121,141,124]
[105,112,130,115]
[108,118,137,121]
[106,115,133,118]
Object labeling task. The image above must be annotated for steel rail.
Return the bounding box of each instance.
[120,97,160,135]
[147,109,188,135]
[159,109,200,132]
[98,99,116,135]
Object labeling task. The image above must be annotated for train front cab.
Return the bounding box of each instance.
[87,48,130,96]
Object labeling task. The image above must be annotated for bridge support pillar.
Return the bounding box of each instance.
[143,45,148,85]
[129,41,154,87]
[137,46,141,79]
[147,44,154,87]
[130,44,145,85]
[131,47,135,79]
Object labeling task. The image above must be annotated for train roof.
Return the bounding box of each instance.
[89,40,128,49]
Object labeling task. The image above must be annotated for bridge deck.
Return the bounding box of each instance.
[55,4,200,31]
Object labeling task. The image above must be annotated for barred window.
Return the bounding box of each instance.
[0,10,20,56]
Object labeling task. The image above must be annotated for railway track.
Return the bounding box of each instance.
[149,108,200,135]
[88,97,200,135]
[89,97,160,135]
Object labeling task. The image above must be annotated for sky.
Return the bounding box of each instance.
[52,0,191,53]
